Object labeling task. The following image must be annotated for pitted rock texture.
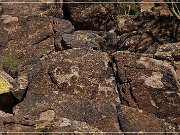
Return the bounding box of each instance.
[61,30,118,53]
[155,42,180,61]
[1,16,54,61]
[117,105,165,132]
[0,0,63,17]
[113,51,180,124]
[65,1,116,31]
[10,49,121,132]
[117,15,180,53]
[0,1,180,134]
[27,49,119,99]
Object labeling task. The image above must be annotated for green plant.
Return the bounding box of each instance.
[114,0,132,16]
[165,0,180,19]
[0,55,22,78]
[113,0,141,17]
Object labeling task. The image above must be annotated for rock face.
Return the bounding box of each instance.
[113,51,180,124]
[61,30,118,53]
[0,1,180,134]
[65,1,116,31]
[9,49,121,132]
[117,105,165,132]
[117,15,180,53]
[0,66,27,113]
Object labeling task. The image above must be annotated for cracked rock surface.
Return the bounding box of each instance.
[0,0,180,133]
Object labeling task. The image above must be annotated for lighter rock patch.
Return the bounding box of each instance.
[55,66,79,86]
[55,117,101,132]
[140,72,164,89]
[1,15,18,24]
[98,83,114,97]
[39,110,55,122]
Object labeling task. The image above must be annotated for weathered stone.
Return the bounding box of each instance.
[117,15,180,53]
[13,93,120,132]
[1,16,54,66]
[0,1,180,133]
[0,69,14,94]
[154,42,180,61]
[117,105,165,132]
[11,49,121,132]
[0,69,26,112]
[28,49,118,99]
[54,18,75,51]
[62,31,102,50]
[66,2,115,31]
[62,30,118,53]
[1,0,63,18]
[0,15,53,113]
[163,121,180,134]
[113,51,180,124]
[54,18,75,34]
[0,23,9,49]
[12,73,28,101]
[0,110,13,132]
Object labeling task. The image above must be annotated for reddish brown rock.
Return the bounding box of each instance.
[61,30,118,53]
[118,105,165,132]
[54,18,75,51]
[113,51,180,124]
[65,2,115,31]
[10,49,121,132]
[1,0,63,18]
[117,15,180,53]
[1,16,54,67]
[154,42,180,61]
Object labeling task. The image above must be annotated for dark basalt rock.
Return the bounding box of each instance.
[117,15,180,53]
[10,49,121,132]
[1,0,63,17]
[118,105,165,132]
[61,30,118,53]
[64,1,115,31]
[0,1,180,133]
[113,51,180,124]
[0,15,54,74]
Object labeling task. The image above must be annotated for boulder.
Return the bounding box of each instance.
[117,15,180,53]
[117,105,165,132]
[0,0,63,17]
[112,51,180,124]
[65,1,115,31]
[61,30,118,53]
[10,49,121,132]
[0,68,28,112]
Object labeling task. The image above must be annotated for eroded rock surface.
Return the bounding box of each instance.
[117,15,180,53]
[65,1,115,31]
[61,30,118,53]
[0,1,180,134]
[113,51,180,125]
[10,49,121,132]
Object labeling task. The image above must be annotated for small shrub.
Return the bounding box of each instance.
[165,0,180,19]
[0,55,22,78]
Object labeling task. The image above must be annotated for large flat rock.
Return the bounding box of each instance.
[0,0,63,17]
[113,51,180,124]
[8,49,121,132]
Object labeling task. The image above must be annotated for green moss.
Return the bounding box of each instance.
[0,75,11,94]
[64,58,73,63]
[154,51,173,57]
[34,122,51,130]
[0,55,22,77]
